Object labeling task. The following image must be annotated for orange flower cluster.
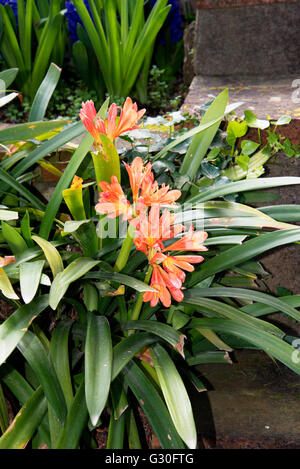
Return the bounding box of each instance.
[79,97,146,145]
[95,157,208,308]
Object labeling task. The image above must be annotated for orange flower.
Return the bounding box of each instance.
[79,97,145,144]
[162,254,205,283]
[0,256,15,268]
[107,97,146,142]
[79,100,106,146]
[140,171,181,207]
[143,264,171,308]
[133,206,185,256]
[163,225,208,252]
[95,176,132,220]
[123,157,152,202]
[143,264,184,308]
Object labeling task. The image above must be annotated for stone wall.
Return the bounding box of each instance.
[194,1,300,76]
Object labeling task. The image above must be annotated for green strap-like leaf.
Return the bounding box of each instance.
[186,318,300,376]
[20,260,45,304]
[188,287,300,323]
[122,360,185,449]
[188,228,300,286]
[0,364,51,447]
[112,332,156,380]
[0,386,47,449]
[122,320,186,356]
[49,258,100,310]
[180,89,228,182]
[0,294,49,365]
[0,167,45,210]
[187,177,300,205]
[0,119,69,143]
[49,319,74,409]
[150,343,197,449]
[32,235,64,278]
[29,62,62,122]
[55,379,88,449]
[85,313,112,426]
[17,331,67,424]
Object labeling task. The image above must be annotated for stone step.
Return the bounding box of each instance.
[194,0,300,77]
[182,75,300,144]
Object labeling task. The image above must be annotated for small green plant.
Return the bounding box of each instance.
[147,65,169,109]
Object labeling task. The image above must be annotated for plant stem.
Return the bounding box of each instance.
[114,223,135,273]
[130,265,153,323]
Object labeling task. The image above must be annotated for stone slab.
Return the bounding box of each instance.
[182,75,300,144]
[193,350,300,448]
[194,2,300,76]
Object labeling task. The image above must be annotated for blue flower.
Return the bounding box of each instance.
[65,0,92,43]
[0,0,18,19]
[150,0,183,44]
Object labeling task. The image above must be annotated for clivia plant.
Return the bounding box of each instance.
[0,90,300,449]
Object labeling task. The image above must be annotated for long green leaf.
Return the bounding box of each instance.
[30,14,64,98]
[0,67,18,88]
[188,228,300,285]
[122,320,186,356]
[122,360,185,449]
[49,258,100,310]
[17,331,67,424]
[150,343,197,449]
[242,295,300,317]
[112,332,156,380]
[0,119,69,143]
[259,205,300,223]
[0,266,19,300]
[180,89,228,181]
[49,319,74,409]
[1,220,28,256]
[55,380,88,449]
[85,313,112,426]
[29,62,62,122]
[190,287,300,322]
[182,294,284,337]
[186,318,300,375]
[0,364,51,447]
[0,294,49,365]
[0,387,47,449]
[19,260,44,304]
[187,177,300,204]
[32,235,64,278]
[0,167,45,210]
[84,270,156,294]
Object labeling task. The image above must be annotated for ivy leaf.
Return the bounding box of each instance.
[244,110,269,130]
[226,120,248,147]
[241,140,260,155]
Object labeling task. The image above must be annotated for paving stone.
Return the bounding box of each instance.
[192,349,300,448]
